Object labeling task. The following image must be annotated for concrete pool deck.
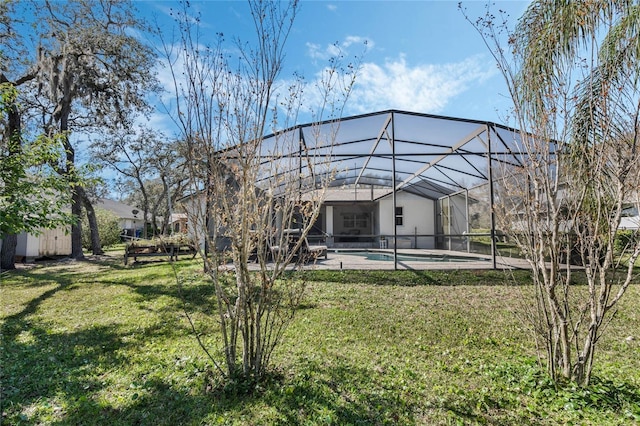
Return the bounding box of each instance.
[291,249,531,271]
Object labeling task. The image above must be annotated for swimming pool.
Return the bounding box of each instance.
[338,250,489,263]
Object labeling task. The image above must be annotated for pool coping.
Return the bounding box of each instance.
[277,248,531,271]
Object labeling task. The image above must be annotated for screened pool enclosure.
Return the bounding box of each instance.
[246,109,528,268]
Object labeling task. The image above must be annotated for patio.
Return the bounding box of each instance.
[253,248,531,271]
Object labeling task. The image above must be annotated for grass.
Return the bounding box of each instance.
[1,252,639,425]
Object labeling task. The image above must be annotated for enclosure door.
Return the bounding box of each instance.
[437,197,450,250]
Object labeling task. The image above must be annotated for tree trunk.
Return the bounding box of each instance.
[2,78,22,271]
[86,206,103,255]
[0,234,18,271]
[79,187,103,255]
[56,74,83,258]
[142,205,150,240]
[70,189,85,260]
[150,189,166,237]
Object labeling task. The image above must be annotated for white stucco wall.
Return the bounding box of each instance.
[120,218,142,231]
[378,192,435,249]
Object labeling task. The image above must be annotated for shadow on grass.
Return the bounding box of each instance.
[3,310,418,424]
[0,264,210,425]
[1,261,419,424]
[2,322,131,411]
[3,259,639,424]
[56,377,214,426]
[274,362,417,424]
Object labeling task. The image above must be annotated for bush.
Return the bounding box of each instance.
[82,207,121,249]
[614,229,637,254]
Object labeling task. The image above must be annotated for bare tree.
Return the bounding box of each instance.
[162,0,359,382]
[464,2,640,385]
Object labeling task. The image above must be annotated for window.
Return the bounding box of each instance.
[343,213,369,228]
[395,206,404,226]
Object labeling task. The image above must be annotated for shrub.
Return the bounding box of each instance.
[82,207,121,249]
[614,229,637,254]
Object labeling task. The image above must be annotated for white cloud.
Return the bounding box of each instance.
[148,38,498,135]
[343,35,369,48]
[346,54,497,114]
[327,4,337,12]
[306,36,373,61]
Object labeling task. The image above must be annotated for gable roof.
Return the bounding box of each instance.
[306,178,462,204]
[394,179,460,200]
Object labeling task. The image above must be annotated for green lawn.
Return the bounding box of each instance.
[2,254,639,425]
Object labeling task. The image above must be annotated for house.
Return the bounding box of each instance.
[619,203,640,230]
[168,213,188,234]
[306,179,470,250]
[180,109,526,267]
[94,198,152,239]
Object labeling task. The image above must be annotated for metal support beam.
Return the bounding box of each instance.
[394,124,487,190]
[391,112,398,270]
[487,124,497,269]
[355,113,393,186]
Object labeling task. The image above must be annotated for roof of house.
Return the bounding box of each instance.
[321,187,393,202]
[169,213,188,223]
[96,198,146,221]
[304,178,464,203]
[386,179,461,200]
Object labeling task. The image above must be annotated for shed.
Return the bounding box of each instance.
[15,226,72,262]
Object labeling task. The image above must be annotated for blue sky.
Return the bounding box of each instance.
[138,0,530,131]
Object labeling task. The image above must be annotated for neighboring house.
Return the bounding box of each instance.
[179,191,229,252]
[168,213,188,234]
[95,198,152,238]
[619,203,640,230]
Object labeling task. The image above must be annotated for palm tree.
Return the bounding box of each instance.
[466,0,640,385]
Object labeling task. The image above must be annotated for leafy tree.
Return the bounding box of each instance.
[10,0,159,258]
[163,0,359,383]
[91,126,189,238]
[0,82,73,270]
[81,207,120,250]
[465,1,640,385]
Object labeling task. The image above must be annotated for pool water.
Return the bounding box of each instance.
[341,251,488,263]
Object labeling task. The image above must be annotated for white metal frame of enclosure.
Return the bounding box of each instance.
[254,109,525,269]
